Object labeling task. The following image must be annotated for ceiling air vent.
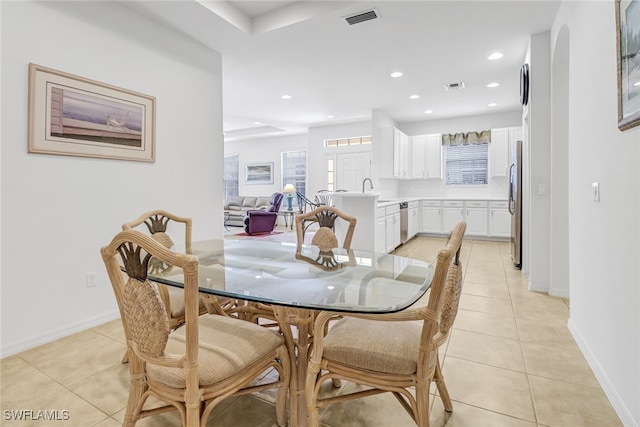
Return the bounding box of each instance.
[444,82,465,91]
[344,9,379,25]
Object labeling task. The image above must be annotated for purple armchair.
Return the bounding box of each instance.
[243,192,284,235]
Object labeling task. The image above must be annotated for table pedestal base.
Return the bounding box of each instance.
[272,306,314,427]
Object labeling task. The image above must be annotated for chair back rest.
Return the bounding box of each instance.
[267,193,284,212]
[314,190,333,206]
[101,230,199,381]
[296,192,319,214]
[295,206,357,250]
[425,222,466,317]
[122,209,192,253]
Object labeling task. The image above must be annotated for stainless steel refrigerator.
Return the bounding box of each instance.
[509,140,523,269]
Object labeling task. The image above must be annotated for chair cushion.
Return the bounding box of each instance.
[162,282,211,318]
[146,314,284,388]
[322,317,423,375]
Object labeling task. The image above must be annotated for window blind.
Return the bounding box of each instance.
[282,151,307,204]
[223,155,239,198]
[444,143,489,185]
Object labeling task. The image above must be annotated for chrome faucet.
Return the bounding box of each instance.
[362,177,374,193]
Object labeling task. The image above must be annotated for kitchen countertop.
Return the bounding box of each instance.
[376,196,508,208]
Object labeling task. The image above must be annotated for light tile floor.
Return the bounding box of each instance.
[1,230,623,426]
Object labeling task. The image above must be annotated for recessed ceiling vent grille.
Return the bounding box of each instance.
[444,82,465,91]
[344,9,379,25]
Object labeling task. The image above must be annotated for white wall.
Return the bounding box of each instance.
[552,1,640,425]
[525,31,552,293]
[224,133,307,198]
[1,1,224,356]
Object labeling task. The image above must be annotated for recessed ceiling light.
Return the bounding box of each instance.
[253,121,262,125]
[488,52,503,60]
[487,103,498,107]
[326,115,335,119]
[390,71,403,78]
[281,94,292,99]
[487,82,500,88]
[425,110,433,114]
[409,94,420,99]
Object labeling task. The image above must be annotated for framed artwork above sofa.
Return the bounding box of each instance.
[245,162,273,184]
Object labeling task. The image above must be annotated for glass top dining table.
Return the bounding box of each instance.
[150,238,435,314]
[146,238,435,426]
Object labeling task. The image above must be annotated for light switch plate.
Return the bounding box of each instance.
[592,182,600,202]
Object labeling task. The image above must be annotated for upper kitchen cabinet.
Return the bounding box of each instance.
[380,127,411,179]
[411,133,442,179]
[490,126,522,177]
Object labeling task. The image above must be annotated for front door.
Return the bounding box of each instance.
[336,152,371,192]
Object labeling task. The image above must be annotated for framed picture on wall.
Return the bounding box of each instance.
[245,162,274,184]
[616,0,640,131]
[28,63,156,162]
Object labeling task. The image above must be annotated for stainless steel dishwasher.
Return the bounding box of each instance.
[399,202,408,244]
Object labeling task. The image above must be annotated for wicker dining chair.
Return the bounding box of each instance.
[238,206,357,328]
[305,221,466,427]
[101,229,290,427]
[294,205,357,250]
[122,210,237,324]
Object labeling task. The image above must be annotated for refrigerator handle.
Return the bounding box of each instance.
[508,163,515,215]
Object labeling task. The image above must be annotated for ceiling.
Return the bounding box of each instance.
[123,1,560,142]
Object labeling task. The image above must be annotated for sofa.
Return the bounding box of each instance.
[223,195,275,227]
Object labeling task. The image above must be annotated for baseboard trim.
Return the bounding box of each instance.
[1,310,120,358]
[568,318,638,427]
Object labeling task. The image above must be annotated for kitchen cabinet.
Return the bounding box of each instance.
[411,134,442,179]
[385,204,401,252]
[465,200,488,236]
[442,201,464,233]
[491,126,522,177]
[380,127,410,179]
[421,200,442,234]
[489,200,511,238]
[491,128,509,177]
[393,128,410,179]
[408,201,420,239]
[375,207,386,253]
[376,204,401,253]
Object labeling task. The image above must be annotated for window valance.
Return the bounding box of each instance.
[442,130,491,146]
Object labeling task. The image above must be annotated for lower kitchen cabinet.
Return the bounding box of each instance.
[465,201,488,236]
[408,201,420,239]
[376,205,401,253]
[489,201,511,238]
[375,207,386,253]
[421,200,442,233]
[443,201,464,233]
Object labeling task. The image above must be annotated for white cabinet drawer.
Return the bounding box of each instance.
[376,207,386,219]
[490,201,509,209]
[421,200,441,207]
[443,200,464,207]
[465,200,488,208]
[386,205,400,215]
